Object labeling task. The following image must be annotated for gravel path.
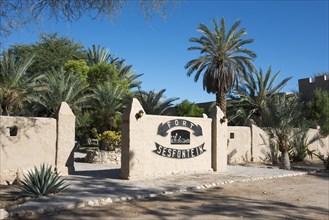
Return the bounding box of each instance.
[37,172,329,220]
[5,154,319,219]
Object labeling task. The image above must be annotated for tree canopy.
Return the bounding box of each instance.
[176,100,204,117]
[306,89,329,136]
[135,89,179,115]
[1,0,176,38]
[33,67,90,118]
[0,50,40,115]
[185,18,256,114]
[1,33,146,142]
[233,66,292,125]
[11,33,85,76]
[261,94,306,169]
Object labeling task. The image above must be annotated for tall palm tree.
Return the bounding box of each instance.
[236,67,292,125]
[185,18,256,114]
[33,68,90,118]
[135,89,179,115]
[0,51,38,115]
[86,45,113,66]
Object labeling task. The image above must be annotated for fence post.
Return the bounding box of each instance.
[121,98,146,179]
[56,102,75,175]
[211,106,227,172]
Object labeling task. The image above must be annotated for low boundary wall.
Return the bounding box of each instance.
[121,98,227,179]
[0,102,75,184]
[228,124,329,164]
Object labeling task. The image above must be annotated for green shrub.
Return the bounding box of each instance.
[176,100,204,117]
[16,164,69,198]
[99,130,121,151]
[314,153,329,170]
[288,127,324,162]
[306,88,329,136]
[288,132,316,162]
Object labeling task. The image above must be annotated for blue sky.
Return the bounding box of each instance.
[2,0,329,104]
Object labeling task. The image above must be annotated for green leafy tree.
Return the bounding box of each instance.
[135,89,179,115]
[86,45,143,90]
[235,67,292,125]
[185,18,256,114]
[87,62,129,92]
[306,89,329,136]
[262,94,304,169]
[33,67,90,118]
[64,59,89,86]
[11,33,85,76]
[176,100,204,117]
[0,51,41,115]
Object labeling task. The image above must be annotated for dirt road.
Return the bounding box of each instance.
[34,172,328,220]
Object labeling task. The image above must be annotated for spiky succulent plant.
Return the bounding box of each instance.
[16,164,69,198]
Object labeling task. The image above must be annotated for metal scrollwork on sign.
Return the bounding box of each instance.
[154,119,205,159]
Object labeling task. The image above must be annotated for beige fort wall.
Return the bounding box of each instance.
[121,98,328,179]
[227,126,251,164]
[227,125,328,164]
[0,102,75,184]
[306,129,329,155]
[121,98,227,179]
[1,99,327,183]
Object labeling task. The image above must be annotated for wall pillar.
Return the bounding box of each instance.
[121,98,146,179]
[56,102,75,175]
[211,106,227,172]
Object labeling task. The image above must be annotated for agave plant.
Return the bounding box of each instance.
[16,164,69,198]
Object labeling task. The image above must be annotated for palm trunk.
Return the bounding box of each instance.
[216,88,227,115]
[1,104,9,116]
[269,139,279,165]
[280,150,291,170]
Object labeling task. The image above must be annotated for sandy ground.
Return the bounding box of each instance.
[27,172,329,220]
[1,156,327,220]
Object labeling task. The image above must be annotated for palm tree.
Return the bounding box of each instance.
[262,94,304,169]
[236,67,292,125]
[185,18,256,114]
[115,59,144,90]
[33,68,90,118]
[86,45,113,66]
[0,50,39,115]
[288,128,322,162]
[91,82,124,132]
[135,89,179,115]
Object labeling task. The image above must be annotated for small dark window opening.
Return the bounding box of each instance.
[230,132,234,139]
[9,126,18,136]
